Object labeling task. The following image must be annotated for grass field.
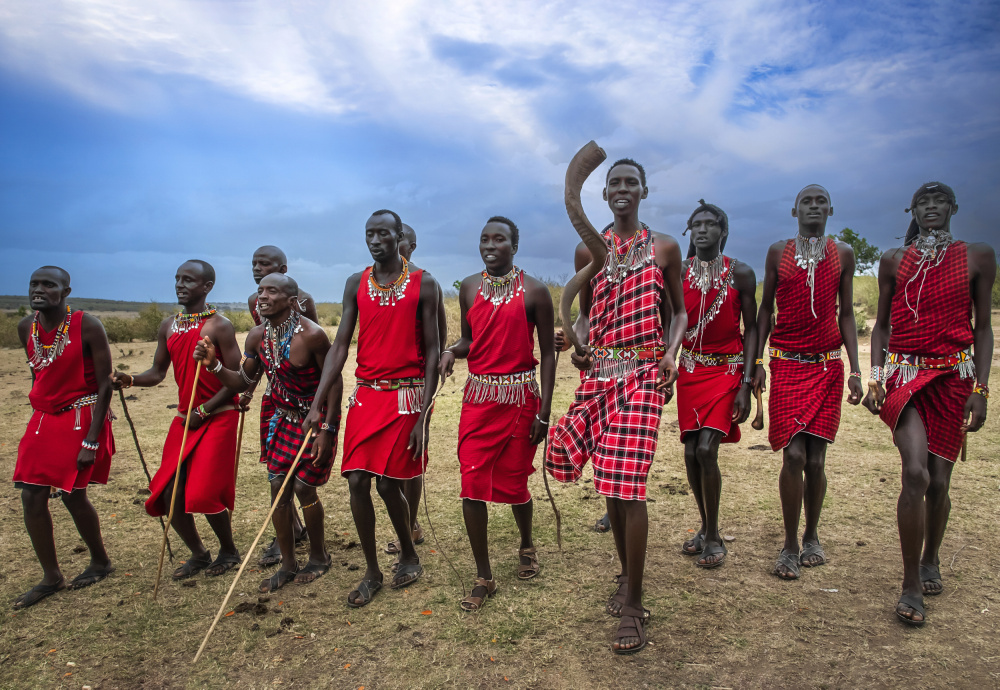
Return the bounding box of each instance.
[0,316,998,689]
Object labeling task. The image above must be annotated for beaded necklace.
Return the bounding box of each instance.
[28,306,72,371]
[686,253,726,294]
[603,224,650,284]
[794,234,827,318]
[480,266,524,307]
[172,305,217,334]
[263,310,302,371]
[367,256,411,307]
[904,229,954,322]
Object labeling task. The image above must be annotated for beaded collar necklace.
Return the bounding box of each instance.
[263,309,302,370]
[480,266,524,307]
[904,229,954,322]
[367,256,411,307]
[686,253,726,294]
[604,224,650,284]
[171,305,217,334]
[28,305,72,371]
[794,234,827,318]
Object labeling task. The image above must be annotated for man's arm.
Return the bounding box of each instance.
[752,241,783,392]
[437,284,448,351]
[964,242,996,433]
[655,234,687,392]
[836,242,863,405]
[863,248,901,414]
[526,275,555,445]
[112,316,173,389]
[194,326,264,394]
[733,262,757,423]
[438,274,477,377]
[79,314,114,470]
[408,272,441,458]
[304,323,339,465]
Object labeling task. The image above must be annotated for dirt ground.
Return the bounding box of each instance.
[0,320,998,689]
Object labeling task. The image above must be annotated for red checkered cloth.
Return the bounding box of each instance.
[771,237,843,353]
[258,391,274,462]
[767,357,844,451]
[546,227,666,501]
[889,241,973,356]
[880,369,972,462]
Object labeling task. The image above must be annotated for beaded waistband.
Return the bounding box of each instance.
[679,348,744,374]
[355,377,425,391]
[590,347,665,382]
[57,393,99,413]
[769,348,841,365]
[590,347,664,361]
[349,377,425,415]
[886,347,974,386]
[464,368,539,406]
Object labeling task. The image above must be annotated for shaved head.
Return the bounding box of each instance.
[254,245,288,264]
[33,265,70,287]
[795,184,831,206]
[259,273,299,297]
[398,223,417,261]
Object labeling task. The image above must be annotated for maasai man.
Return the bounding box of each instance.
[676,201,757,568]
[548,159,687,654]
[752,185,863,580]
[195,274,341,593]
[111,260,242,580]
[382,223,446,562]
[245,245,315,566]
[440,216,555,610]
[863,182,994,626]
[305,209,440,607]
[12,267,115,609]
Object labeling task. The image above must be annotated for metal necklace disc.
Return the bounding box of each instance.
[687,254,726,294]
[480,266,524,306]
[794,235,826,318]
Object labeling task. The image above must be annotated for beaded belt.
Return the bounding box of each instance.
[350,377,425,414]
[886,347,974,386]
[590,347,664,361]
[679,348,743,373]
[769,348,841,364]
[57,393,99,413]
[355,377,425,391]
[591,347,665,381]
[464,368,539,406]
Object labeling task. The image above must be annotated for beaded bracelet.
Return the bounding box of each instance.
[535,415,549,425]
[755,358,764,365]
[870,366,883,383]
[973,383,989,400]
[210,359,223,373]
[81,439,100,451]
[849,371,862,380]
[195,404,209,419]
[320,422,337,433]
[124,373,134,389]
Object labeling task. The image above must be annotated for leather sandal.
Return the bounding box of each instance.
[460,577,497,612]
[517,546,540,580]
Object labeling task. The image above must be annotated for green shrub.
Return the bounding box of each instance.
[993,272,1000,308]
[855,309,871,337]
[225,310,255,333]
[0,312,23,349]
[134,303,168,341]
[101,316,137,343]
[852,275,879,318]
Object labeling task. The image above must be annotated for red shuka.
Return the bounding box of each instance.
[880,242,974,462]
[15,310,115,492]
[458,271,540,504]
[341,267,426,479]
[768,238,845,451]
[146,318,238,516]
[676,257,744,444]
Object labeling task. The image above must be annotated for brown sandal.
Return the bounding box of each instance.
[517,546,540,580]
[460,577,497,611]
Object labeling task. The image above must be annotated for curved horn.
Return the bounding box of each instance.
[561,141,608,355]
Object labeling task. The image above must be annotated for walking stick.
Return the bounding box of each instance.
[194,429,313,662]
[541,350,563,551]
[233,410,246,484]
[152,361,203,599]
[751,387,764,430]
[119,389,174,562]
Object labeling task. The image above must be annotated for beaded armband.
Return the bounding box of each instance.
[755,358,764,365]
[319,422,337,433]
[973,383,989,400]
[869,366,883,384]
[81,439,100,451]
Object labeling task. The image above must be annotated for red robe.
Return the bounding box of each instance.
[15,310,115,492]
[767,237,845,451]
[146,318,238,516]
[676,257,744,443]
[879,242,974,461]
[458,270,540,504]
[341,267,426,479]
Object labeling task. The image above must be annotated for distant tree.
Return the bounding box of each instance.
[452,280,462,291]
[835,227,880,276]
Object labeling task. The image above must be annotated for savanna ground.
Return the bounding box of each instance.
[0,311,998,690]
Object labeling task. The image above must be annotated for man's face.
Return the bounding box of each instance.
[365,214,400,262]
[690,211,725,252]
[603,164,647,217]
[913,192,956,232]
[257,275,292,318]
[252,251,285,285]
[175,263,211,306]
[479,222,515,273]
[793,187,832,229]
[28,269,70,311]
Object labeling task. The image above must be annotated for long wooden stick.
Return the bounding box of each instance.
[541,350,563,551]
[119,389,173,562]
[194,429,314,663]
[152,361,203,599]
[751,388,764,430]
[233,410,246,484]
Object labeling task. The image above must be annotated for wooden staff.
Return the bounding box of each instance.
[194,429,313,663]
[152,361,203,599]
[233,410,246,484]
[751,388,764,430]
[541,351,563,551]
[119,389,173,562]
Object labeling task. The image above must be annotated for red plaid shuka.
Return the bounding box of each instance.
[257,341,333,487]
[547,226,666,501]
[880,242,974,462]
[767,238,845,451]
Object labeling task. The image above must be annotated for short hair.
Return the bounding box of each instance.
[606,158,647,188]
[794,184,832,206]
[684,200,729,258]
[904,181,957,245]
[254,245,288,265]
[371,209,403,239]
[184,259,216,284]
[486,215,519,250]
[35,265,71,287]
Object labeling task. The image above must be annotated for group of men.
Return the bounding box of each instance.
[10,158,994,655]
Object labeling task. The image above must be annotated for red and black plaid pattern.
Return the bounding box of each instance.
[265,410,335,486]
[880,369,972,462]
[258,392,275,463]
[767,357,844,451]
[889,241,973,356]
[588,228,664,349]
[771,237,843,353]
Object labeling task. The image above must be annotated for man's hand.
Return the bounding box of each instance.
[962,392,987,433]
[77,447,97,471]
[569,346,593,372]
[529,413,549,446]
[846,375,864,405]
[655,354,678,401]
[301,405,322,436]
[554,328,572,353]
[439,350,456,378]
[238,391,254,412]
[407,414,427,460]
[186,409,206,431]
[193,336,218,369]
[732,383,752,424]
[751,364,767,394]
[311,428,336,467]
[862,381,885,415]
[110,371,132,391]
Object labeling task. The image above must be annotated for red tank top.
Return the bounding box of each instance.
[466,269,538,375]
[28,310,96,413]
[167,316,237,414]
[889,241,972,356]
[682,256,743,355]
[771,237,843,352]
[355,266,425,380]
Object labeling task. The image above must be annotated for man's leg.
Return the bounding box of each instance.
[896,405,931,623]
[694,430,725,566]
[19,485,64,587]
[403,477,422,534]
[682,436,706,552]
[611,498,648,652]
[375,476,421,587]
[347,471,382,604]
[293,481,330,583]
[160,473,211,565]
[463,498,491,580]
[204,509,240,566]
[920,451,954,595]
[512,498,534,553]
[775,434,807,578]
[259,475,297,591]
[604,497,630,615]
[800,435,829,567]
[61,488,112,588]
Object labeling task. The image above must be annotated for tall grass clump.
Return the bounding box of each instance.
[225,310,255,333]
[0,312,23,348]
[315,302,342,327]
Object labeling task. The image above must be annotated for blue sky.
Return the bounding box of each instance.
[1,0,998,302]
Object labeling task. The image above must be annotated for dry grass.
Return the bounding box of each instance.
[0,319,999,689]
